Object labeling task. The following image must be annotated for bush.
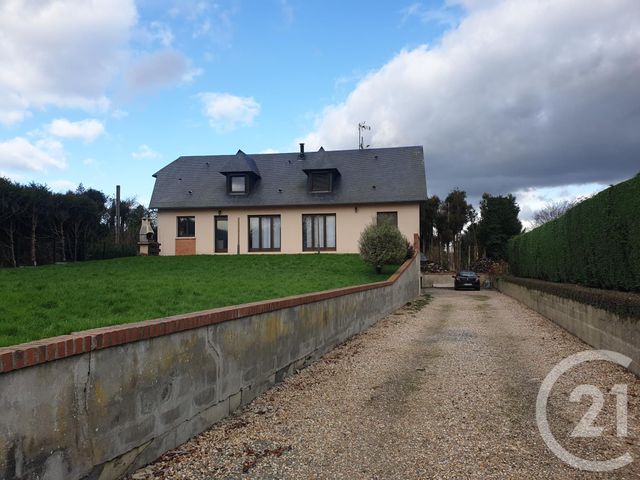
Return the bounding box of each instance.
[508,173,640,292]
[358,221,408,273]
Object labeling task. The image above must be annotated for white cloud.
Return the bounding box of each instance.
[49,179,77,192]
[194,19,212,38]
[141,21,174,47]
[153,22,174,47]
[169,0,209,21]
[515,182,606,229]
[47,118,105,143]
[189,3,235,45]
[302,0,640,200]
[0,94,31,126]
[168,0,236,47]
[132,144,161,159]
[111,109,129,119]
[0,137,66,172]
[181,67,203,83]
[0,171,25,182]
[0,0,137,124]
[261,148,279,154]
[401,2,462,27]
[199,92,260,132]
[126,50,201,91]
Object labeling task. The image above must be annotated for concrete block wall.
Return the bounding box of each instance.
[0,254,419,480]
[496,278,640,376]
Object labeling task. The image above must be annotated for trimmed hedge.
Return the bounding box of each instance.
[500,276,640,320]
[508,173,640,292]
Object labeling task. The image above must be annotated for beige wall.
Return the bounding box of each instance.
[156,203,419,255]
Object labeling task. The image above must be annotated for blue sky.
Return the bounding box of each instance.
[1,0,639,223]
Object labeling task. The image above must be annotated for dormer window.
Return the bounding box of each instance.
[229,174,247,194]
[310,171,333,193]
[220,150,261,196]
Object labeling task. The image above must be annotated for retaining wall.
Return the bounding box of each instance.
[0,254,419,480]
[496,277,640,376]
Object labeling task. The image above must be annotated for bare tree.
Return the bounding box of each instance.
[532,199,582,227]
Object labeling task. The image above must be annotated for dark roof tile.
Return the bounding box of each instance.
[149,146,427,209]
[219,150,261,176]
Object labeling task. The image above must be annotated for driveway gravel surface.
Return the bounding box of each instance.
[130,288,640,479]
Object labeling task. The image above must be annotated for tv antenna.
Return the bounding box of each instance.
[358,122,371,149]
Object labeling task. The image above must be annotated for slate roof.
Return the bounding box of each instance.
[219,150,261,176]
[149,146,427,209]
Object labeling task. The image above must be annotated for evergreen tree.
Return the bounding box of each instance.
[419,196,440,253]
[477,193,523,260]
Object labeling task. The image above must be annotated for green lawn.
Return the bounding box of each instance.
[0,254,397,347]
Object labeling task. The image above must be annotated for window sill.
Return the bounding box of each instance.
[303,247,337,252]
[248,248,281,253]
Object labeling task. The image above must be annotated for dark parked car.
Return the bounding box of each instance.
[453,271,481,290]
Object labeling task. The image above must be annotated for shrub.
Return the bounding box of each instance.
[358,221,408,273]
[508,173,640,292]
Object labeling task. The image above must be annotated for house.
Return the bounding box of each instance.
[149,144,427,255]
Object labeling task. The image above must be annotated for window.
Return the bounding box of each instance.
[377,211,398,227]
[215,216,228,252]
[248,215,281,251]
[229,175,247,194]
[303,214,336,251]
[177,216,195,237]
[310,172,332,193]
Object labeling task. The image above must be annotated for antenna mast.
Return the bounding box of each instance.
[358,122,371,149]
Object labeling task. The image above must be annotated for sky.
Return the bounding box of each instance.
[1,0,639,225]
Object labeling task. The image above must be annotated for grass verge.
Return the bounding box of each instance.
[0,254,398,347]
[404,294,433,313]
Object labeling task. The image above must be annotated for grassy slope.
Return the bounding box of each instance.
[0,255,397,347]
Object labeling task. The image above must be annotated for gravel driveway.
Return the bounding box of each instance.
[131,288,639,479]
